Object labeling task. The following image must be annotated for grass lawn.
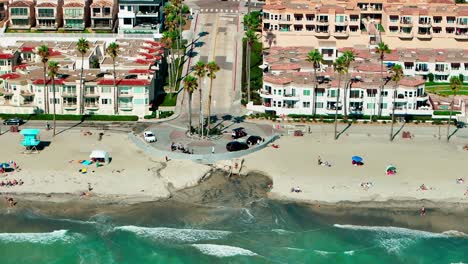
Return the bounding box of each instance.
[426,85,468,96]
[160,93,178,107]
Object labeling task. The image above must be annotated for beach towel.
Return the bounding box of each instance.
[81,160,92,166]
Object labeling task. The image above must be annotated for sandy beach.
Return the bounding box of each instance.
[0,129,211,203]
[238,131,468,204]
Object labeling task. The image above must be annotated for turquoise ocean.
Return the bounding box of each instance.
[0,199,466,264]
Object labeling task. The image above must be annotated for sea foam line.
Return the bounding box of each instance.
[115,226,231,243]
[191,244,258,257]
[333,224,448,238]
[0,230,80,244]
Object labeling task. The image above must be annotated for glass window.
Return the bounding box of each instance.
[134,87,144,93]
[11,8,28,16]
[101,87,111,93]
[101,98,111,104]
[315,102,323,108]
[134,99,145,105]
[303,102,310,108]
[64,9,83,17]
[303,89,311,96]
[316,90,324,96]
[367,103,374,109]
[119,87,131,94]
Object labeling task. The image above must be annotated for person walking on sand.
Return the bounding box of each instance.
[420,206,426,216]
[318,156,322,165]
[211,146,215,154]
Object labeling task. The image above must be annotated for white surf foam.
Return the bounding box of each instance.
[344,250,355,255]
[313,250,336,256]
[191,244,258,257]
[442,230,468,237]
[333,224,447,238]
[0,230,80,244]
[115,226,231,243]
[271,229,294,235]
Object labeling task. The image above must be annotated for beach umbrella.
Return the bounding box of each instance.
[0,163,10,169]
[386,165,397,172]
[351,156,363,162]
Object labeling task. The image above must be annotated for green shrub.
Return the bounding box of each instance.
[427,73,434,83]
[432,120,443,125]
[144,111,174,119]
[433,110,461,116]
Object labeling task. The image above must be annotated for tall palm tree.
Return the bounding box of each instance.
[244,29,259,103]
[375,42,391,117]
[193,61,206,137]
[389,64,403,141]
[183,75,198,134]
[37,45,50,114]
[206,61,220,136]
[76,38,90,115]
[333,56,347,140]
[447,76,461,142]
[342,50,356,119]
[106,42,120,114]
[306,49,323,116]
[48,61,60,136]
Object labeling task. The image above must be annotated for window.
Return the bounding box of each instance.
[315,102,323,108]
[327,89,337,97]
[134,98,145,105]
[435,64,445,72]
[49,98,60,104]
[124,18,132,25]
[38,9,54,17]
[48,86,60,93]
[101,98,111,104]
[303,89,311,96]
[316,90,324,96]
[101,87,111,93]
[380,103,387,109]
[64,9,83,17]
[62,86,76,94]
[119,87,131,94]
[303,102,310,108]
[367,89,377,97]
[145,98,149,105]
[367,103,374,109]
[382,91,388,97]
[120,5,124,10]
[134,87,144,93]
[127,6,131,11]
[278,89,282,95]
[11,8,28,16]
[277,101,282,107]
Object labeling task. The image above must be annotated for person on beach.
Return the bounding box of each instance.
[420,206,426,216]
[212,146,215,154]
[318,156,322,165]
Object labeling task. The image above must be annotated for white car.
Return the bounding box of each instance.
[143,131,156,143]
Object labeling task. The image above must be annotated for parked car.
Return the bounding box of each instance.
[226,141,249,152]
[2,118,23,126]
[143,131,157,143]
[456,121,466,129]
[246,135,262,145]
[231,127,247,139]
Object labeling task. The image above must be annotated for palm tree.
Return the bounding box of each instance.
[48,61,60,136]
[206,61,220,136]
[243,29,259,103]
[183,75,198,134]
[333,56,347,140]
[375,42,391,117]
[76,38,90,115]
[37,45,50,114]
[306,49,323,116]
[447,76,461,141]
[106,42,120,114]
[341,50,356,119]
[389,64,403,141]
[193,61,206,137]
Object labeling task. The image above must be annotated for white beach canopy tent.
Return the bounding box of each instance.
[89,150,110,164]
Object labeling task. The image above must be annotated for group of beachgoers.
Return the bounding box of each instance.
[0,179,24,187]
[0,160,19,174]
[360,182,374,190]
[170,142,194,154]
[317,156,332,167]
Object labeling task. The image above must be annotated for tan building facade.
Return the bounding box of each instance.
[262,0,468,49]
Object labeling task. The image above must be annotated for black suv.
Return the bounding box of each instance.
[2,118,23,126]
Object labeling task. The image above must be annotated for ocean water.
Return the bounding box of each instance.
[0,200,466,264]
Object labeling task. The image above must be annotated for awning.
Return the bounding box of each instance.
[89,150,110,163]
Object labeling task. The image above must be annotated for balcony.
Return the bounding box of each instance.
[118,93,133,98]
[259,90,273,98]
[316,19,329,26]
[119,103,133,110]
[399,20,413,27]
[63,103,78,110]
[62,92,77,97]
[454,33,468,40]
[335,20,348,26]
[315,30,330,37]
[416,32,432,39]
[416,93,429,101]
[37,13,55,19]
[91,12,112,18]
[349,96,364,102]
[84,92,99,98]
[334,30,349,38]
[418,21,431,27]
[85,103,99,110]
[135,11,159,17]
[456,22,468,29]
[20,101,35,106]
[283,94,300,101]
[398,31,413,39]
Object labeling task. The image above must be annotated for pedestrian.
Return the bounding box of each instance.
[211,146,215,154]
[46,121,50,130]
[420,206,426,216]
[165,155,169,162]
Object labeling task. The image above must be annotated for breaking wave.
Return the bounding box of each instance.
[0,230,81,244]
[191,244,258,257]
[115,226,231,243]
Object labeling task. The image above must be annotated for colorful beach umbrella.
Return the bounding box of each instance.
[352,156,363,162]
[386,165,397,172]
[0,163,10,168]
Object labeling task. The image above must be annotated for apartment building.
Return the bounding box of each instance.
[262,0,468,49]
[90,0,117,30]
[62,0,88,30]
[35,0,62,30]
[8,0,35,29]
[248,46,435,117]
[0,48,20,74]
[117,0,164,34]
[0,39,165,117]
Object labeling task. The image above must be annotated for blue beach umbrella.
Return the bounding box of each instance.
[352,156,363,162]
[0,163,10,169]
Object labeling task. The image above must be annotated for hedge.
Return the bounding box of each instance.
[0,114,138,121]
[433,111,461,116]
[144,111,174,119]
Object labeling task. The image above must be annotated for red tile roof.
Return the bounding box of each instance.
[0,54,14,59]
[13,64,29,70]
[90,0,112,7]
[355,63,382,72]
[399,78,425,87]
[97,79,150,86]
[36,2,56,7]
[417,55,430,61]
[33,79,65,85]
[9,1,33,7]
[264,75,292,85]
[270,63,301,71]
[128,69,154,74]
[263,4,286,10]
[20,46,35,52]
[145,40,162,47]
[0,73,21,80]
[63,2,84,7]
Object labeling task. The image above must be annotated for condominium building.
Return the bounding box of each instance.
[0,48,20,74]
[35,0,62,30]
[8,0,35,29]
[117,0,164,34]
[90,0,117,30]
[262,0,468,49]
[62,0,88,30]
[0,39,165,118]
[248,46,438,117]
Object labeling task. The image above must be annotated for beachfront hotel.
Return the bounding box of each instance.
[247,46,467,117]
[0,39,164,117]
[262,0,468,48]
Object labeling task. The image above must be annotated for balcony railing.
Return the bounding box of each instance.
[85,103,99,108]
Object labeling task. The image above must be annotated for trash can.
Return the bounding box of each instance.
[10,125,19,133]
